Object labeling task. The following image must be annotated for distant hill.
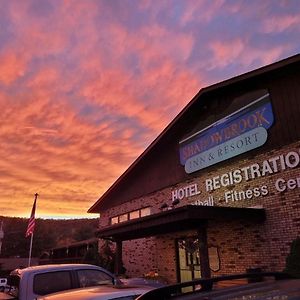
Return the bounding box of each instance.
[0,216,98,258]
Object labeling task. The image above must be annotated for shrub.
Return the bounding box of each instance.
[285,237,300,278]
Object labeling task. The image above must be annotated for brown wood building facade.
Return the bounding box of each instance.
[89,54,300,283]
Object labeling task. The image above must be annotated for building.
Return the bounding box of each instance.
[40,238,99,264]
[88,54,300,284]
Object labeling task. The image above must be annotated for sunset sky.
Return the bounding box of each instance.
[1,0,300,219]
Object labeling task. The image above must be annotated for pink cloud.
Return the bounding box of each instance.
[27,67,60,88]
[0,2,202,217]
[209,39,245,69]
[0,52,27,85]
[262,15,300,33]
[135,24,194,66]
[179,0,225,25]
[0,0,299,218]
[208,38,292,73]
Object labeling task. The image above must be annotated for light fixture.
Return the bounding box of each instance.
[172,198,180,206]
[160,203,168,210]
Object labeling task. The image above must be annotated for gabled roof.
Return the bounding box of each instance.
[88,53,300,213]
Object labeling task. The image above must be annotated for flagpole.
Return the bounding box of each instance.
[28,233,34,267]
[27,193,38,267]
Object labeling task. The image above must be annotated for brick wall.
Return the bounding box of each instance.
[123,237,157,278]
[98,141,300,282]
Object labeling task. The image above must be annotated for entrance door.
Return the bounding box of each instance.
[177,237,201,283]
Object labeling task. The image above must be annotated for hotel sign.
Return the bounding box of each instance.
[179,93,274,174]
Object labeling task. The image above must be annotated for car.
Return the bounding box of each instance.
[38,284,153,300]
[3,264,122,300]
[121,277,166,288]
[135,272,300,300]
[0,278,7,292]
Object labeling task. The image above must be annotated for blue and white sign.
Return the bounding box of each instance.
[185,127,268,173]
[180,93,274,173]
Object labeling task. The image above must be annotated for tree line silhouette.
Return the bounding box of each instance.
[0,216,98,258]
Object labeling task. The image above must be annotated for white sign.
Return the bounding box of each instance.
[172,183,200,201]
[204,148,300,205]
[194,196,214,206]
[171,148,300,207]
[275,176,300,192]
[205,149,300,192]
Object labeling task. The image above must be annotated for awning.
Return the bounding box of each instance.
[96,205,266,241]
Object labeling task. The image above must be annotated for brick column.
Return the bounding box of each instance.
[114,239,123,275]
[197,223,211,279]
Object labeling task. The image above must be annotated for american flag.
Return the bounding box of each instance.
[26,193,38,237]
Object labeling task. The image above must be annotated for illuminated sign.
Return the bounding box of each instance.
[179,93,274,173]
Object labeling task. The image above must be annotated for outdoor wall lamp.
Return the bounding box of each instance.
[172,198,180,206]
[160,199,180,210]
[160,203,168,210]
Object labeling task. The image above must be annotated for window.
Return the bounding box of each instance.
[77,269,113,288]
[6,275,19,298]
[111,216,118,224]
[140,207,151,217]
[110,207,151,225]
[119,213,128,223]
[33,271,72,295]
[129,210,140,220]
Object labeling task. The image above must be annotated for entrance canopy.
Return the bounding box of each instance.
[96,205,265,241]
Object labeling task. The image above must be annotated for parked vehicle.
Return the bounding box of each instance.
[38,284,153,300]
[136,272,300,300]
[0,279,7,292]
[1,264,121,300]
[121,277,166,288]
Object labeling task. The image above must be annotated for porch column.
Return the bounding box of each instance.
[197,223,211,278]
[114,239,123,275]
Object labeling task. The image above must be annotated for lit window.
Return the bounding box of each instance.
[111,217,118,225]
[129,210,140,220]
[119,213,128,223]
[140,207,151,217]
[110,207,151,225]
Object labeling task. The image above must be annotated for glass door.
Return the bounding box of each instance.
[177,237,201,283]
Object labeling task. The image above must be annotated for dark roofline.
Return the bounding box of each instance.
[88,53,300,213]
[96,205,266,241]
[49,238,99,251]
